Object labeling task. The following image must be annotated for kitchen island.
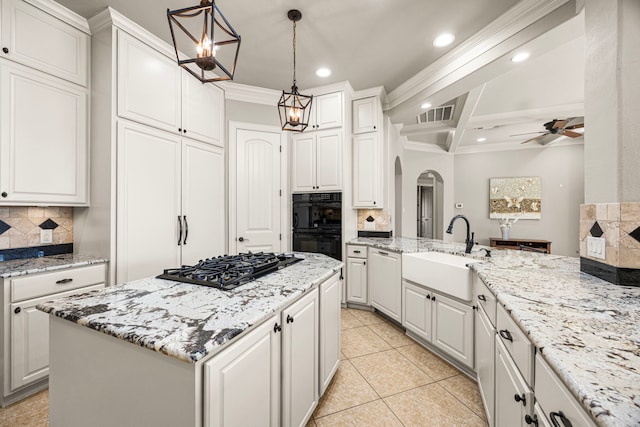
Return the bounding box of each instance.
[37,252,343,427]
[348,237,640,426]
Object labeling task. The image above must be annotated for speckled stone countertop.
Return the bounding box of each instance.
[0,254,108,279]
[349,237,639,427]
[37,252,343,364]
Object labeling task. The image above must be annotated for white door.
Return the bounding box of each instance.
[290,133,315,192]
[181,140,225,264]
[235,128,282,253]
[368,249,402,322]
[0,62,88,205]
[402,281,432,341]
[10,296,50,390]
[319,273,341,395]
[282,289,319,427]
[313,92,343,130]
[117,120,181,284]
[432,292,474,368]
[353,133,380,208]
[346,258,367,304]
[315,131,342,191]
[353,97,378,134]
[475,306,496,426]
[181,72,223,146]
[495,338,531,427]
[204,315,281,427]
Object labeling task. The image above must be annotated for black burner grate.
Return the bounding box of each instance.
[157,252,302,290]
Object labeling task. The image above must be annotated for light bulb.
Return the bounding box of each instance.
[288,107,301,126]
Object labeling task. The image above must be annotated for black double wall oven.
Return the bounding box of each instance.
[292,193,342,260]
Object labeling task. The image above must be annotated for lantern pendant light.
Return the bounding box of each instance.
[278,10,313,132]
[167,0,241,83]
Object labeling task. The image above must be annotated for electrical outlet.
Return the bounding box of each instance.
[587,236,606,260]
[40,229,53,244]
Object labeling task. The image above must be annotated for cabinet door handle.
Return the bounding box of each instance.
[56,278,73,284]
[431,295,436,301]
[550,411,573,427]
[373,125,376,130]
[177,216,183,246]
[183,215,189,245]
[478,294,487,301]
[1,192,7,198]
[286,314,294,324]
[525,415,539,426]
[514,393,526,406]
[14,307,21,314]
[499,329,513,342]
[2,47,8,54]
[273,322,281,333]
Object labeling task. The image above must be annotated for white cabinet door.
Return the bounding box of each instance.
[476,305,496,426]
[368,249,401,322]
[402,281,432,341]
[495,337,532,427]
[290,133,316,192]
[353,97,379,134]
[319,273,341,395]
[0,0,89,86]
[181,140,225,265]
[313,92,342,130]
[181,72,224,146]
[116,120,181,284]
[204,315,280,427]
[282,289,319,427]
[0,62,87,205]
[346,258,367,304]
[353,132,381,208]
[315,130,342,191]
[10,283,104,391]
[431,292,474,368]
[117,30,181,134]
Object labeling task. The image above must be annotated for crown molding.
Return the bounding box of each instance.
[455,137,583,154]
[386,0,575,111]
[402,139,453,154]
[353,86,387,101]
[220,82,281,105]
[26,0,90,34]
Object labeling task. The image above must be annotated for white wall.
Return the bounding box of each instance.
[225,100,280,126]
[453,144,584,256]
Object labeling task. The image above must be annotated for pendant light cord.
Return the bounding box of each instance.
[292,19,297,88]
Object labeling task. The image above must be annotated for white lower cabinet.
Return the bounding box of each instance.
[475,304,495,426]
[319,273,341,395]
[402,280,474,369]
[205,284,328,427]
[2,264,106,406]
[495,337,533,427]
[346,258,367,304]
[368,248,401,322]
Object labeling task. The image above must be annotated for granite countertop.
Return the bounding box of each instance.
[37,252,343,364]
[349,237,639,427]
[0,254,109,279]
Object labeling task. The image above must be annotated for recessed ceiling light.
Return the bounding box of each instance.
[511,51,530,63]
[477,137,487,142]
[421,102,432,109]
[315,67,331,77]
[433,33,455,47]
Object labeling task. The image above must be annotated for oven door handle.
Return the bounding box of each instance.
[293,213,298,228]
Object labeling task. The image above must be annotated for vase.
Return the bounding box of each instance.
[501,227,510,241]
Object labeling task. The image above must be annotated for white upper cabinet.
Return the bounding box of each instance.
[0,61,88,205]
[353,96,379,134]
[291,130,342,193]
[0,0,89,86]
[310,92,342,130]
[315,131,342,191]
[117,30,223,146]
[352,132,381,208]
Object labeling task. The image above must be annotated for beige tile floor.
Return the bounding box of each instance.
[0,308,487,427]
[309,308,488,426]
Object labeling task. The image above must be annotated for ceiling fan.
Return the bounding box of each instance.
[512,117,584,145]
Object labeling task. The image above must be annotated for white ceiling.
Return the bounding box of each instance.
[55,0,585,151]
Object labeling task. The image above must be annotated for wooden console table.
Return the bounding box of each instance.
[490,238,551,254]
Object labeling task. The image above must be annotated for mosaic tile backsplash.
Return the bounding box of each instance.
[579,202,640,269]
[357,209,391,231]
[0,207,73,251]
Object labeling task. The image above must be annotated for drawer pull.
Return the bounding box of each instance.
[378,251,389,256]
[525,414,539,426]
[14,307,21,314]
[499,329,513,342]
[514,393,526,406]
[550,411,573,427]
[478,294,487,301]
[56,278,73,284]
[353,250,361,254]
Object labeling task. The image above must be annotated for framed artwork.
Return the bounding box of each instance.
[489,176,541,219]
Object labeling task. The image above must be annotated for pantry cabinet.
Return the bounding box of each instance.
[290,130,342,192]
[369,248,401,322]
[0,0,90,86]
[2,263,106,405]
[0,61,88,205]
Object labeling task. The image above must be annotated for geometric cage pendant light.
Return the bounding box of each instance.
[278,9,313,132]
[167,0,241,83]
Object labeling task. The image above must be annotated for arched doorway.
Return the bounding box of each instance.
[417,170,444,239]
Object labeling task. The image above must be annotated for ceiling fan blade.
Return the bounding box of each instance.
[552,120,567,129]
[521,133,548,144]
[562,130,583,138]
[565,123,584,130]
[564,116,584,128]
[538,133,564,145]
[510,131,546,137]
